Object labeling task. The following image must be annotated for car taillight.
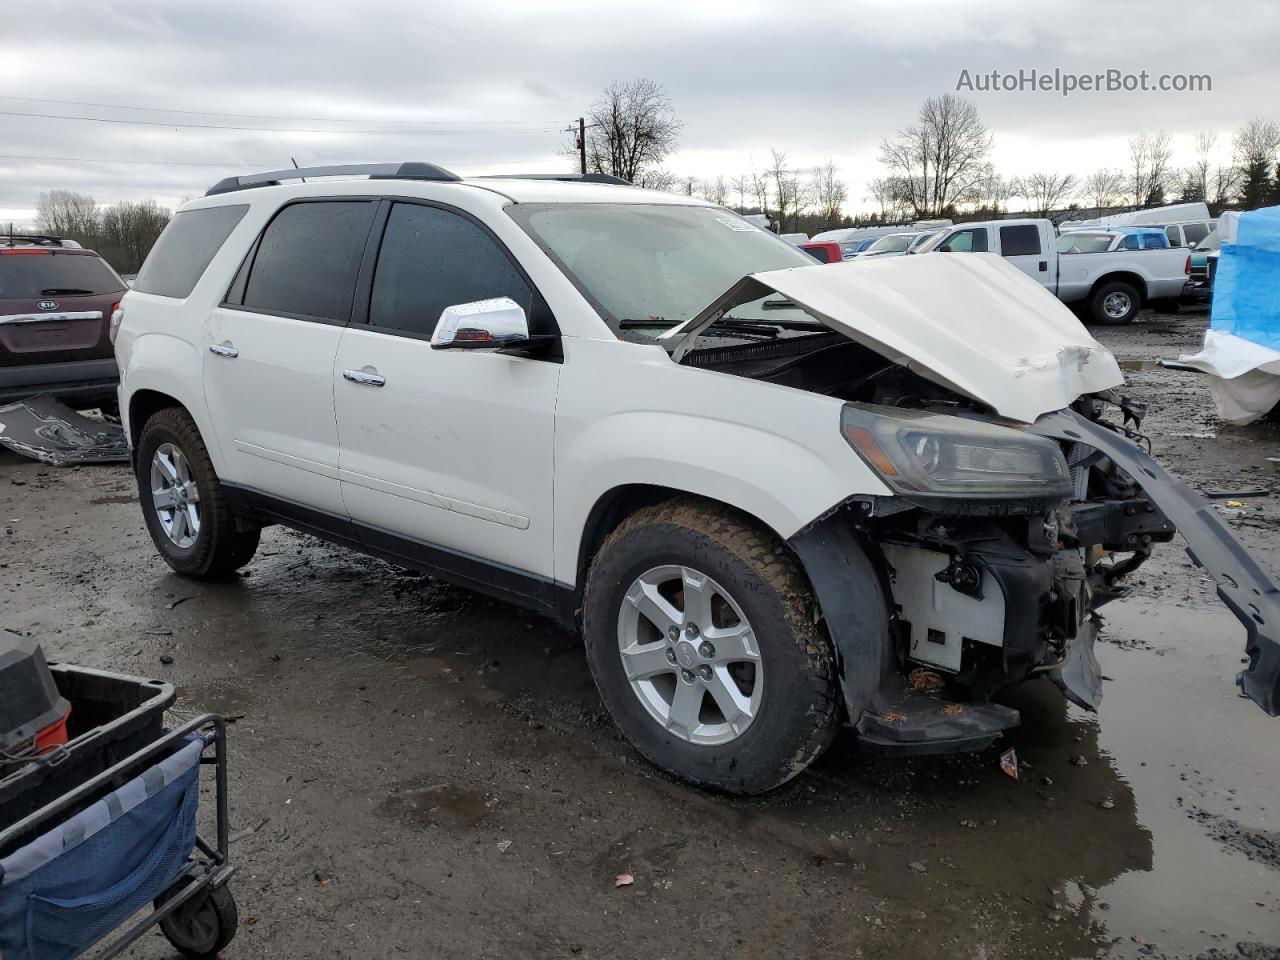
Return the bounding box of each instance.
[0,249,51,255]
[109,303,123,344]
[1185,255,1192,275]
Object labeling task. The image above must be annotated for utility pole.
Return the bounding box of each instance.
[577,117,587,175]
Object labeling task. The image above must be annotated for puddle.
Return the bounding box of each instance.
[381,781,497,828]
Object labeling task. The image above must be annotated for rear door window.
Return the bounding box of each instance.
[1183,222,1210,246]
[1165,226,1181,246]
[998,225,1041,257]
[134,204,248,299]
[369,202,534,338]
[0,252,124,300]
[242,201,376,322]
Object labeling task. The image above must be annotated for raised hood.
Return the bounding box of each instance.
[663,253,1123,424]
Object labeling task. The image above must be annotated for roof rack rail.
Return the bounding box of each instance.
[205,162,461,197]
[1,234,69,248]
[473,173,632,186]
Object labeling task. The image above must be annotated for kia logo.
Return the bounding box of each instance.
[37,301,58,311]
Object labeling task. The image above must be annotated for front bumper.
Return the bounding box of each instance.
[0,358,118,406]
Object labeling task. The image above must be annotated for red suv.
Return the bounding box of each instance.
[0,235,127,409]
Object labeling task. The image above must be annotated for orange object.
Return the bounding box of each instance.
[34,706,71,755]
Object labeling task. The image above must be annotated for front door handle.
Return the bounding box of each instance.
[209,342,238,358]
[343,368,386,387]
[1038,260,1048,272]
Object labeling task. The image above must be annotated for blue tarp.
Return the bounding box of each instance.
[1211,205,1280,352]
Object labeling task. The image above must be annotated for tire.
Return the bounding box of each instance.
[583,500,840,795]
[1090,280,1141,325]
[135,407,259,578]
[156,881,238,959]
[1148,297,1181,315]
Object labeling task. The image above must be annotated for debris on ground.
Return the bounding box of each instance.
[614,873,634,888]
[1000,748,1020,781]
[0,395,129,465]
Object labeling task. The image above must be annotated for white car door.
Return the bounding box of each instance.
[333,201,560,591]
[995,222,1056,291]
[203,199,378,517]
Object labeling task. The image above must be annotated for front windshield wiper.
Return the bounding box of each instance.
[762,298,797,310]
[618,318,678,329]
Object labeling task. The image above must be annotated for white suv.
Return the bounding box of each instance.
[115,163,1279,793]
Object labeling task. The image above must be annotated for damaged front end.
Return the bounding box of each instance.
[792,393,1278,757]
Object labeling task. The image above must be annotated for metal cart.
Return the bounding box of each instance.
[0,667,237,960]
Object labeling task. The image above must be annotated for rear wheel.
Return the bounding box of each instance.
[1090,280,1141,325]
[136,407,259,578]
[156,880,238,959]
[583,500,840,794]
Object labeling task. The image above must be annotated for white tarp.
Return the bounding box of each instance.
[1180,329,1280,425]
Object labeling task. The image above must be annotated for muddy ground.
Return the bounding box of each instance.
[2,307,1278,960]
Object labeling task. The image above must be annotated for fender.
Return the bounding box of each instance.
[554,410,890,586]
[1032,408,1280,716]
[117,331,228,473]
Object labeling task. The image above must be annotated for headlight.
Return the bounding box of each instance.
[841,404,1071,498]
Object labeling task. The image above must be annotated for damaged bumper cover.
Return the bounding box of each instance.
[1032,409,1280,716]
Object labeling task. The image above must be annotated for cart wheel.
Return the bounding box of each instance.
[155,880,239,958]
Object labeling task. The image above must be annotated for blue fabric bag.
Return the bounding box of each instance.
[1211,205,1280,352]
[0,737,202,960]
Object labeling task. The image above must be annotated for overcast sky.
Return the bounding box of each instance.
[2,0,1277,225]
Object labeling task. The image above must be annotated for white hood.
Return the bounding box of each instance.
[665,253,1124,424]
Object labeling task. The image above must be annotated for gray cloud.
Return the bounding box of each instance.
[1,0,1276,222]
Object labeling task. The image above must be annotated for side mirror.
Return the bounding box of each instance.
[431,297,531,350]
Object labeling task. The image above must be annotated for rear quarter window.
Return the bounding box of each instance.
[133,204,249,299]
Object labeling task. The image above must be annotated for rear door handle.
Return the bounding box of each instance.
[209,342,238,358]
[343,368,386,387]
[1038,260,1048,272]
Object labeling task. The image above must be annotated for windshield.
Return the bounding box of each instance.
[908,231,940,252]
[0,251,125,300]
[508,203,817,334]
[1057,232,1114,254]
[864,233,916,255]
[1197,230,1220,251]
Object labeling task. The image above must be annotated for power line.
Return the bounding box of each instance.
[0,109,565,135]
[0,94,566,127]
[0,152,568,170]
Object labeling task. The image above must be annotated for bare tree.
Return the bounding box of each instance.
[585,79,681,184]
[970,165,1016,214]
[97,200,170,272]
[636,168,677,192]
[728,174,748,210]
[1209,163,1242,213]
[702,175,729,207]
[1187,130,1217,203]
[1083,168,1125,213]
[1128,130,1173,207]
[878,94,993,218]
[34,190,100,240]
[1013,172,1078,217]
[747,162,770,222]
[809,160,847,225]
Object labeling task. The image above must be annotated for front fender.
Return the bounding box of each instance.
[554,410,889,586]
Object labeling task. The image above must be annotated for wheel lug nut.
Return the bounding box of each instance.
[680,669,695,684]
[685,623,699,638]
[698,665,712,681]
[698,642,714,659]
[668,626,680,641]
[666,649,677,664]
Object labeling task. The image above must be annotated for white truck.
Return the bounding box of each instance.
[926,218,1191,324]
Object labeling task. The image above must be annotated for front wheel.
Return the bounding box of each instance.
[583,500,840,795]
[136,407,260,578]
[1090,280,1141,325]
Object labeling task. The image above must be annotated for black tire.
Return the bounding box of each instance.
[135,407,259,578]
[1089,280,1141,325]
[1147,297,1181,315]
[583,500,840,795]
[156,881,238,959]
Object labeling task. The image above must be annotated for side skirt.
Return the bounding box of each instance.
[221,483,578,628]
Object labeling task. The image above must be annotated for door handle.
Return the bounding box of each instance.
[1038,260,1048,272]
[209,342,238,358]
[343,368,386,387]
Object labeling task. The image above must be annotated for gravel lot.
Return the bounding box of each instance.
[2,307,1277,960]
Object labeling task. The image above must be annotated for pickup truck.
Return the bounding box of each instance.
[927,218,1191,324]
